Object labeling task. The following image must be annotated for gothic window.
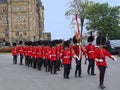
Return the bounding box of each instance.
[5,29,9,37]
[16,16,19,23]
[3,17,8,24]
[15,27,19,36]
[22,16,25,22]
[19,16,25,22]
[23,26,27,36]
[13,6,19,12]
[19,16,22,22]
[3,7,8,12]
[21,6,26,11]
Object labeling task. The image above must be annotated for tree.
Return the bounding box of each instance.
[65,0,93,37]
[85,3,120,39]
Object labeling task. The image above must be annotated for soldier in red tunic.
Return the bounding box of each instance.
[11,42,18,64]
[17,41,24,65]
[27,41,33,67]
[44,40,51,72]
[71,36,86,77]
[85,36,96,75]
[36,40,44,70]
[50,40,57,74]
[95,35,117,89]
[62,40,73,79]
[24,41,29,66]
[32,42,37,69]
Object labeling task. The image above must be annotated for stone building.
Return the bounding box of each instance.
[0,0,50,44]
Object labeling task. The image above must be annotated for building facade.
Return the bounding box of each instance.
[0,0,47,44]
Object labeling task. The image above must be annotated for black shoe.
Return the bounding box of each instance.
[75,74,77,77]
[66,77,70,79]
[54,72,57,74]
[87,70,90,75]
[91,73,96,76]
[99,85,106,89]
[79,75,82,78]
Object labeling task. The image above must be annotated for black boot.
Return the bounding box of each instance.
[99,85,106,89]
[75,73,77,77]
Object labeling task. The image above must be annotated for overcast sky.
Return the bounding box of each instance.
[41,0,120,40]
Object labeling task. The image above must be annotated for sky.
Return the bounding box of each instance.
[41,0,120,40]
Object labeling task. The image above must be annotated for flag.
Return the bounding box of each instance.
[75,14,80,42]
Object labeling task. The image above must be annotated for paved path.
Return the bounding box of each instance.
[0,54,120,90]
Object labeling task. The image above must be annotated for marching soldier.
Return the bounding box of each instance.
[11,42,18,64]
[71,36,86,77]
[24,41,29,66]
[44,40,51,72]
[32,42,37,69]
[62,40,73,79]
[95,35,117,89]
[17,41,24,65]
[50,40,57,74]
[36,40,43,70]
[85,36,96,75]
[27,41,33,67]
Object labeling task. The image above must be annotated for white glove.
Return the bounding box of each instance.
[74,55,79,60]
[113,57,117,61]
[98,59,103,62]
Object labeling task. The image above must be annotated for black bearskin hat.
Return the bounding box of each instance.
[19,40,23,45]
[73,35,80,44]
[63,40,70,48]
[24,41,28,45]
[32,42,36,46]
[87,36,94,42]
[28,41,32,46]
[13,42,16,46]
[51,40,56,47]
[96,35,106,45]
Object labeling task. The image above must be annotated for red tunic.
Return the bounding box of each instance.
[50,46,57,61]
[62,47,73,64]
[11,47,18,56]
[72,45,85,59]
[36,46,43,58]
[27,46,33,56]
[44,46,51,60]
[95,48,112,66]
[32,46,37,58]
[85,44,96,59]
[17,45,24,55]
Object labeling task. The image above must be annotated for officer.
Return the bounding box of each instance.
[71,36,85,77]
[95,35,117,89]
[85,36,96,75]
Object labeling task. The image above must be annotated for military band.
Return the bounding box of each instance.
[11,35,117,89]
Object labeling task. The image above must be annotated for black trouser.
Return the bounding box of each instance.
[75,59,81,77]
[27,56,32,67]
[33,58,37,69]
[50,61,57,74]
[25,56,27,66]
[56,58,61,70]
[64,64,71,78]
[98,66,106,86]
[20,54,23,65]
[13,55,17,64]
[87,58,95,74]
[45,59,50,72]
[37,58,43,70]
